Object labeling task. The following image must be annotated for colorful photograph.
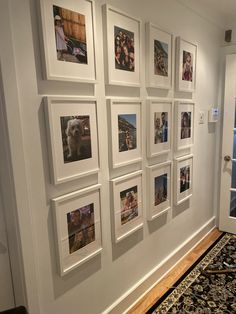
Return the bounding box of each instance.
[53,5,87,64]
[114,26,135,72]
[182,50,193,82]
[60,115,92,163]
[154,39,168,76]
[118,114,137,152]
[67,203,95,254]
[120,185,138,225]
[154,112,168,144]
[180,166,190,193]
[180,112,191,139]
[154,174,168,206]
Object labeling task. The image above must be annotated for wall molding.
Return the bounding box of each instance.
[103,216,216,314]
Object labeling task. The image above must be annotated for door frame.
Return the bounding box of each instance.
[219,54,236,233]
[0,1,41,312]
[0,65,26,308]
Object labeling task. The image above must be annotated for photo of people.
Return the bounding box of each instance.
[154,40,168,76]
[120,185,138,225]
[154,112,168,144]
[182,50,193,82]
[60,115,92,163]
[53,5,87,64]
[118,114,137,152]
[180,166,190,193]
[180,112,191,139]
[114,26,135,72]
[154,174,168,206]
[67,203,95,254]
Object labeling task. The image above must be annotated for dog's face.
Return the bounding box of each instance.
[66,119,83,138]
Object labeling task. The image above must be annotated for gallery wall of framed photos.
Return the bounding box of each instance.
[2,0,222,313]
[37,0,198,277]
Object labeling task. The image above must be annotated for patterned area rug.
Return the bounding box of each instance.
[147,233,236,314]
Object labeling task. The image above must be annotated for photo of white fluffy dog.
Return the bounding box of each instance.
[65,118,83,159]
[60,115,92,163]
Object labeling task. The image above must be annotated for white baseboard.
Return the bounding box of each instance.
[103,216,216,314]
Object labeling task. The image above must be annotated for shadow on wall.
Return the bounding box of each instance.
[172,199,190,218]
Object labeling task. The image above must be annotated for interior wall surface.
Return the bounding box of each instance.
[0,0,223,313]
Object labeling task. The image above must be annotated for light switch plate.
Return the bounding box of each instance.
[199,111,205,124]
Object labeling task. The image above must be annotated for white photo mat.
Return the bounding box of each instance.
[109,99,142,168]
[111,170,143,243]
[45,97,99,184]
[40,0,96,82]
[147,99,172,157]
[147,161,171,221]
[174,155,193,205]
[146,22,172,89]
[175,101,194,151]
[52,184,102,276]
[104,4,141,86]
[176,37,197,92]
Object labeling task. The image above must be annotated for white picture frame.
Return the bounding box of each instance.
[176,37,197,92]
[39,0,96,82]
[147,99,172,157]
[175,101,194,151]
[104,4,141,87]
[146,22,172,89]
[52,184,102,276]
[147,161,171,221]
[44,96,99,184]
[174,155,193,205]
[111,171,143,243]
[109,99,142,168]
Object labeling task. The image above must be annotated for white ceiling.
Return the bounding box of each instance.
[176,0,236,28]
[202,0,236,22]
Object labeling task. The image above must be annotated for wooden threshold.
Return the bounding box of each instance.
[128,228,222,314]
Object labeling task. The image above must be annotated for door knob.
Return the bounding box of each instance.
[224,155,231,162]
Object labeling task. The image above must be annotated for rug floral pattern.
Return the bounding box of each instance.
[152,233,236,314]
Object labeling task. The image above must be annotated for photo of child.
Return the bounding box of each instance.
[154,174,168,206]
[180,166,190,193]
[120,186,138,225]
[67,203,95,254]
[114,26,135,72]
[60,115,92,163]
[53,5,87,64]
[182,50,193,82]
[154,39,168,76]
[118,114,137,152]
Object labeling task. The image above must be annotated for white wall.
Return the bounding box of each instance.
[0,0,223,313]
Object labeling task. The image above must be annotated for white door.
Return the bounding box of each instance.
[219,54,236,234]
[0,189,15,310]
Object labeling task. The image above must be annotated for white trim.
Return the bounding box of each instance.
[0,2,40,312]
[102,217,216,314]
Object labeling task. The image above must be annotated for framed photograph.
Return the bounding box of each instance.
[174,155,193,205]
[147,99,172,157]
[52,184,102,276]
[109,99,142,168]
[111,171,143,242]
[39,0,96,82]
[176,37,197,92]
[44,97,99,184]
[175,101,194,151]
[146,23,172,89]
[104,5,141,86]
[147,161,171,220]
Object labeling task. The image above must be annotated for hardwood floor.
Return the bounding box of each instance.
[128,228,222,314]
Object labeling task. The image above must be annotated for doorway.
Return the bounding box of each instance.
[219,54,236,234]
